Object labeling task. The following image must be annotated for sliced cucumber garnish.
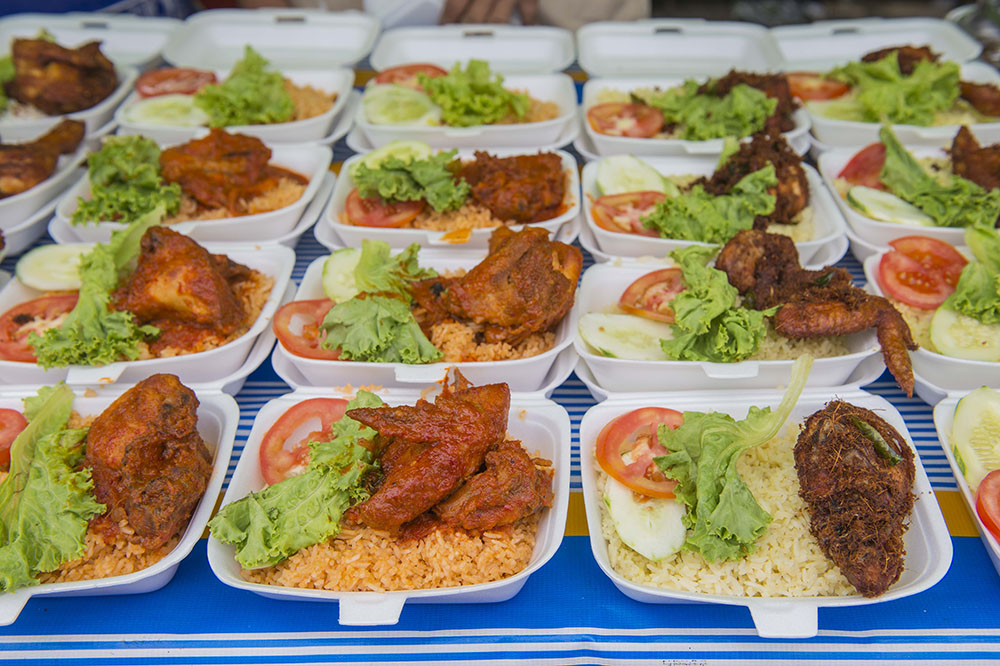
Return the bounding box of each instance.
[15,243,90,291]
[930,306,1000,362]
[363,84,441,126]
[596,155,677,196]
[123,94,210,127]
[604,476,686,561]
[577,313,673,360]
[952,386,1000,492]
[322,248,362,303]
[846,186,935,226]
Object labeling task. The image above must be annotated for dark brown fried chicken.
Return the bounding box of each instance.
[795,401,915,597]
[951,125,1000,191]
[698,70,797,133]
[410,226,582,346]
[861,44,938,75]
[6,38,118,115]
[0,118,84,198]
[959,81,1000,118]
[456,151,566,224]
[716,229,917,396]
[345,380,510,532]
[85,374,212,549]
[695,131,808,228]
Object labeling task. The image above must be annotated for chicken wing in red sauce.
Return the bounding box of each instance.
[5,38,118,115]
[457,151,566,224]
[0,118,84,198]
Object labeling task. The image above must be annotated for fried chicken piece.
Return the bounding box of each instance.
[950,125,1000,191]
[411,226,582,346]
[159,128,307,214]
[344,380,510,532]
[861,44,938,75]
[959,81,1000,118]
[111,227,251,353]
[698,70,798,133]
[795,400,915,597]
[457,151,566,224]
[0,119,85,198]
[696,131,808,228]
[85,374,213,549]
[6,38,117,115]
[715,229,917,396]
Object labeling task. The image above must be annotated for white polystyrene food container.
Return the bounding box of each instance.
[3,197,59,258]
[344,115,580,154]
[0,383,238,626]
[579,386,952,639]
[819,144,974,248]
[53,141,333,243]
[863,251,1000,402]
[581,155,845,264]
[806,62,1000,147]
[577,19,783,78]
[572,260,880,392]
[325,148,579,250]
[772,17,982,71]
[934,390,1000,577]
[273,249,576,392]
[0,145,86,230]
[207,385,570,625]
[0,13,181,70]
[0,66,138,142]
[580,76,811,158]
[114,68,354,145]
[164,9,378,70]
[0,243,294,387]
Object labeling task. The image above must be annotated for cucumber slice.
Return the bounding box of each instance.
[930,306,1000,362]
[952,386,1000,492]
[596,155,677,196]
[577,313,673,360]
[359,140,433,170]
[15,243,90,291]
[603,476,686,561]
[123,94,210,127]
[322,248,362,303]
[846,186,935,226]
[363,84,441,126]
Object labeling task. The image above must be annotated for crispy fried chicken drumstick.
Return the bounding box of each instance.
[6,38,117,115]
[0,118,84,198]
[795,401,915,597]
[716,229,917,395]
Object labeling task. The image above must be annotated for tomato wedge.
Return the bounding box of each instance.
[0,293,79,363]
[889,236,967,289]
[786,72,850,101]
[619,268,685,323]
[977,469,1000,543]
[878,236,968,309]
[595,407,684,498]
[591,191,665,236]
[259,398,350,485]
[136,67,217,97]
[374,63,448,90]
[344,188,424,228]
[587,102,664,138]
[838,142,887,191]
[273,299,341,360]
[0,408,28,471]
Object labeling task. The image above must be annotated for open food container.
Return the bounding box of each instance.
[573,260,880,393]
[273,249,576,392]
[345,115,580,154]
[3,198,60,259]
[0,381,238,626]
[324,148,580,250]
[0,243,294,388]
[207,384,570,626]
[581,155,845,264]
[52,140,333,244]
[0,145,86,232]
[578,385,952,639]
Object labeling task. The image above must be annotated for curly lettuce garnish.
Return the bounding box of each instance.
[194,46,294,127]
[418,59,530,127]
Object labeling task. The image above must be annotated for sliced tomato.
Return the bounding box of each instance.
[0,293,79,363]
[591,191,665,237]
[374,63,448,90]
[889,236,967,289]
[838,142,887,190]
[977,469,1000,543]
[595,407,684,499]
[587,102,664,138]
[0,408,28,471]
[273,299,341,360]
[259,398,350,485]
[786,72,850,101]
[878,251,953,309]
[619,268,685,323]
[345,188,424,228]
[136,67,217,97]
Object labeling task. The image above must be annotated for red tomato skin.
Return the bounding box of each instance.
[878,251,953,309]
[977,470,1000,544]
[259,398,350,485]
[595,407,684,499]
[375,63,448,90]
[344,188,424,228]
[587,102,664,138]
[273,299,341,360]
[0,293,79,363]
[591,191,666,236]
[136,68,217,97]
[619,268,685,323]
[786,72,851,101]
[888,236,968,289]
[0,408,28,471]
[838,143,887,190]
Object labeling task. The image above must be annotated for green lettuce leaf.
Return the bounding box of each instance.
[654,356,812,562]
[30,208,164,368]
[320,294,442,364]
[353,240,437,300]
[0,55,13,113]
[351,151,469,212]
[943,226,1000,324]
[72,135,181,226]
[0,385,105,591]
[208,391,383,569]
[194,46,294,127]
[641,164,776,243]
[418,59,529,127]
[642,80,776,141]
